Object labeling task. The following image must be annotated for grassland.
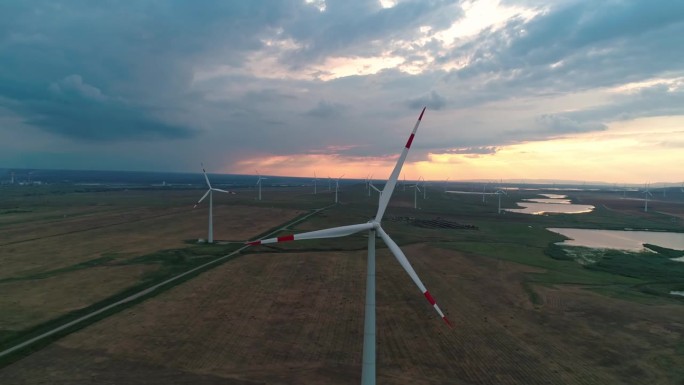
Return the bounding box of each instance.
[0,183,683,384]
[0,185,306,351]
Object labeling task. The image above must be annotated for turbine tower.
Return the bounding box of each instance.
[419,176,427,199]
[643,185,652,212]
[313,172,318,195]
[255,171,266,201]
[335,174,344,203]
[246,107,449,385]
[194,164,231,243]
[409,182,421,209]
[495,189,507,214]
[369,181,382,199]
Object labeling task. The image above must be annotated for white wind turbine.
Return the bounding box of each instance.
[643,184,652,212]
[369,180,382,199]
[366,174,374,197]
[246,107,450,385]
[335,174,345,203]
[495,189,507,214]
[255,171,267,201]
[313,172,318,195]
[193,164,231,244]
[409,182,421,209]
[419,176,427,199]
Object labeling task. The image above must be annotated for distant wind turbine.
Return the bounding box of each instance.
[495,189,507,214]
[643,184,652,212]
[194,164,232,243]
[409,182,421,209]
[313,172,318,195]
[335,174,344,203]
[255,171,267,201]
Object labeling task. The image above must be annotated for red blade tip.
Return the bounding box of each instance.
[443,316,453,328]
[246,240,261,246]
[424,291,436,306]
[277,234,295,242]
[418,106,426,120]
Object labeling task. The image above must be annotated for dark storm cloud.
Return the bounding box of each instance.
[528,84,684,138]
[280,0,460,66]
[407,90,447,110]
[0,1,295,142]
[304,100,346,118]
[2,74,196,141]
[565,84,684,123]
[447,1,684,91]
[535,114,607,134]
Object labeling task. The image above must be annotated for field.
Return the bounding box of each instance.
[0,183,683,384]
[0,186,304,342]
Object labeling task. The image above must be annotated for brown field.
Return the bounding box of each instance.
[0,189,303,333]
[0,265,157,331]
[2,242,682,384]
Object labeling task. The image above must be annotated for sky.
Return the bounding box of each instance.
[1,0,683,184]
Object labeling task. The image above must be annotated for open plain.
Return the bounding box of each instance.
[0,183,683,384]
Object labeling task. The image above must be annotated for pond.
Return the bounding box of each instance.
[506,193,594,215]
[547,228,684,252]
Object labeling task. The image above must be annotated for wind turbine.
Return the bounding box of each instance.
[246,107,450,385]
[419,176,427,199]
[482,183,487,203]
[313,172,318,195]
[643,185,652,212]
[194,164,231,243]
[444,177,450,193]
[409,182,421,209]
[328,176,332,191]
[369,181,382,199]
[255,171,267,201]
[335,174,344,203]
[495,189,507,214]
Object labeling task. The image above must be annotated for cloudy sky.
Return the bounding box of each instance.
[1,0,683,183]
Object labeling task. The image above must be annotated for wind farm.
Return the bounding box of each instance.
[2,2,684,383]
[2,109,684,385]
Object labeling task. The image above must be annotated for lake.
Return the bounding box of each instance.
[505,193,594,215]
[548,228,684,252]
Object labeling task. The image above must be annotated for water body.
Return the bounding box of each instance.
[506,193,594,215]
[524,198,572,204]
[540,194,567,199]
[548,228,684,252]
[506,202,594,215]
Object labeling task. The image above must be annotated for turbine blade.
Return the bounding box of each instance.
[212,188,231,193]
[375,107,426,222]
[376,226,452,327]
[370,184,381,192]
[195,189,211,207]
[201,163,212,188]
[246,222,374,246]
